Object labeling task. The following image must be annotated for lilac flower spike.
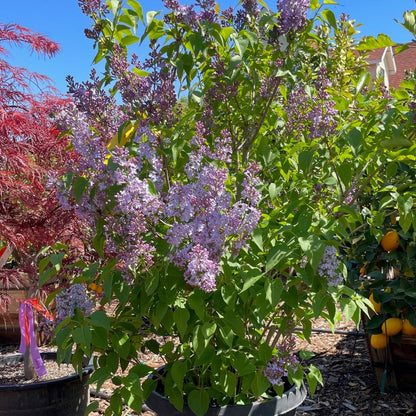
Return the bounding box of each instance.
[317,246,344,286]
[276,0,311,35]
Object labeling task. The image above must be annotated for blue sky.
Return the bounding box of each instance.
[2,0,416,94]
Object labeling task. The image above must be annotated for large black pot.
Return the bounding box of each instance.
[0,351,93,416]
[145,369,307,416]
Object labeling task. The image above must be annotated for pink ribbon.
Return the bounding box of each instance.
[18,301,47,377]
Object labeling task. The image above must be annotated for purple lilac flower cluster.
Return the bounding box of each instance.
[284,67,338,140]
[78,0,106,17]
[163,0,219,29]
[308,67,338,139]
[317,245,344,286]
[109,44,178,126]
[106,138,163,276]
[234,0,260,32]
[276,0,310,36]
[55,284,94,325]
[66,70,128,138]
[164,132,261,292]
[264,336,300,386]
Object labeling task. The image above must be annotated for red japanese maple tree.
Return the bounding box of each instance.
[0,24,83,291]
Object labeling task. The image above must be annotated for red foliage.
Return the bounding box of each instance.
[0,23,83,279]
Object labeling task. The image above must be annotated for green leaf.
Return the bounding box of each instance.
[299,350,315,360]
[298,150,313,174]
[121,35,140,46]
[201,322,217,340]
[380,136,412,149]
[61,171,74,190]
[93,218,106,258]
[91,327,109,349]
[224,309,245,337]
[73,176,88,203]
[230,351,255,376]
[173,307,190,339]
[337,162,352,188]
[298,236,326,271]
[265,277,283,306]
[356,34,395,51]
[266,243,290,272]
[396,10,416,37]
[84,401,99,414]
[269,183,278,200]
[115,332,132,359]
[89,310,111,330]
[310,0,320,10]
[252,228,263,251]
[38,256,51,275]
[188,389,210,416]
[171,360,187,390]
[220,371,237,397]
[166,384,184,412]
[281,285,298,308]
[38,268,57,288]
[241,268,264,292]
[110,391,123,415]
[73,326,92,356]
[306,364,323,396]
[321,9,336,28]
[346,128,362,150]
[234,35,249,56]
[127,0,144,24]
[188,291,206,320]
[355,72,371,94]
[251,372,269,397]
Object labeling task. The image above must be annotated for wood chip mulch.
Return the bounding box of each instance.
[3,318,416,415]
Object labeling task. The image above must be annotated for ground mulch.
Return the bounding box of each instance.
[2,318,416,415]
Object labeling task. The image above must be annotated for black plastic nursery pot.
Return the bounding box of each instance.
[145,367,307,416]
[0,351,93,416]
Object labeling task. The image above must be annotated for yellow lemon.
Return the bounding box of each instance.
[402,319,416,336]
[371,333,389,349]
[381,318,403,336]
[369,292,382,313]
[380,230,400,252]
[404,269,415,278]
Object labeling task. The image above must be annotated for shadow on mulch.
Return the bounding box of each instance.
[297,333,416,416]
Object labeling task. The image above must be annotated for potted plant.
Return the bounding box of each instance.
[346,156,416,391]
[0,20,80,345]
[341,10,416,392]
[0,22,94,416]
[39,0,415,415]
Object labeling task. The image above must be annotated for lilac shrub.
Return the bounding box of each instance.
[44,0,390,414]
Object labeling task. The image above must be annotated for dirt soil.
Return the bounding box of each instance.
[2,318,416,416]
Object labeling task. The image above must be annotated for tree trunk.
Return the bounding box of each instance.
[24,345,36,380]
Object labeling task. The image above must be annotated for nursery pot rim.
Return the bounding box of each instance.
[0,351,93,391]
[146,363,307,415]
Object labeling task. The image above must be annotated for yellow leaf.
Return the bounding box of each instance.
[107,121,138,150]
[215,2,220,14]
[103,153,112,165]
